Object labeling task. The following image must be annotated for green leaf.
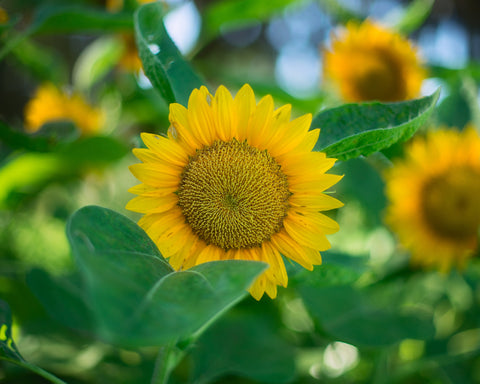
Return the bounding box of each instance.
[0,120,78,152]
[203,0,298,38]
[0,300,23,362]
[0,152,65,208]
[27,269,94,333]
[73,36,125,91]
[134,2,204,105]
[31,5,133,34]
[392,0,435,35]
[0,299,68,384]
[67,206,266,347]
[10,38,68,83]
[0,135,128,208]
[312,90,440,161]
[57,136,130,166]
[0,6,133,60]
[192,310,296,384]
[316,0,362,24]
[300,285,435,347]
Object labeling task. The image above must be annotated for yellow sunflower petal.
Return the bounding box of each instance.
[127,84,342,301]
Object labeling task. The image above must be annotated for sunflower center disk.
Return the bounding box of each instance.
[355,49,405,101]
[421,167,480,240]
[178,139,291,250]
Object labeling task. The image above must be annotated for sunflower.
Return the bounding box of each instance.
[323,20,426,102]
[127,84,343,299]
[385,127,480,272]
[24,83,104,135]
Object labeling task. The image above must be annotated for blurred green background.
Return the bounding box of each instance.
[1,0,480,383]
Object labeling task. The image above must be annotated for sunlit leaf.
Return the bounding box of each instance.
[0,299,68,384]
[0,133,128,207]
[0,152,65,208]
[73,36,124,91]
[0,300,23,362]
[67,206,266,347]
[134,1,204,105]
[392,0,435,34]
[312,90,440,161]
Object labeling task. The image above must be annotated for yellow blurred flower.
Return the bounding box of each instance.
[385,127,480,272]
[118,34,143,73]
[127,84,343,300]
[323,20,426,102]
[24,83,104,135]
[0,6,8,24]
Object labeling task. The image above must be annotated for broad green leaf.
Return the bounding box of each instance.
[0,299,68,384]
[68,205,163,257]
[312,90,440,161]
[73,36,124,91]
[67,206,266,347]
[27,269,94,333]
[192,310,296,384]
[203,0,298,38]
[300,285,435,347]
[134,2,204,105]
[392,0,435,35]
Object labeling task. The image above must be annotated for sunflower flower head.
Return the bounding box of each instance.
[24,83,104,135]
[385,127,480,272]
[323,20,426,102]
[127,84,343,300]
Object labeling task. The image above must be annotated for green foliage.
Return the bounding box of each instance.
[192,310,296,384]
[203,0,298,38]
[73,36,125,91]
[393,0,435,34]
[0,128,128,207]
[134,2,204,106]
[30,5,133,34]
[30,206,266,349]
[312,90,440,160]
[2,0,479,383]
[300,284,435,347]
[0,300,67,384]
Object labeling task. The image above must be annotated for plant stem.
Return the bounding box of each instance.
[150,342,177,384]
[1,358,68,384]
